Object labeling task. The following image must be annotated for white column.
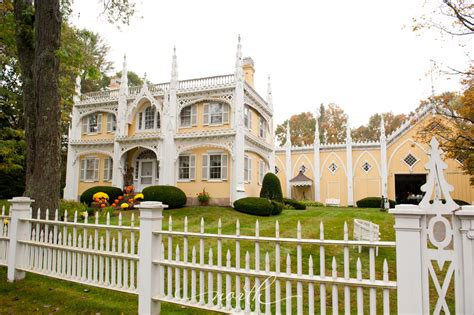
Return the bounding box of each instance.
[267,76,275,174]
[313,116,321,202]
[233,36,246,201]
[345,122,354,206]
[63,145,78,200]
[112,142,124,189]
[7,197,33,282]
[380,115,388,201]
[389,205,425,314]
[138,201,168,315]
[455,206,474,315]
[285,120,292,199]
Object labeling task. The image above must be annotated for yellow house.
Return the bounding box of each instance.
[63,38,473,206]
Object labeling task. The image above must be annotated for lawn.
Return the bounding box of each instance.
[0,202,397,314]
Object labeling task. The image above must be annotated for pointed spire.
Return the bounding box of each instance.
[380,113,386,139]
[286,120,291,147]
[171,46,178,89]
[266,75,273,110]
[234,35,243,80]
[75,75,81,96]
[142,72,148,91]
[346,118,351,140]
[314,112,320,144]
[120,54,128,95]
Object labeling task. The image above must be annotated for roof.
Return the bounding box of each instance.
[289,171,313,186]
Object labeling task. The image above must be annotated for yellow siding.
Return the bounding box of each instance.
[177,102,232,134]
[243,151,268,197]
[81,112,115,140]
[353,149,381,202]
[320,151,348,205]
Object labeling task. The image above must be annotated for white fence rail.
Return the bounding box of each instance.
[2,138,474,314]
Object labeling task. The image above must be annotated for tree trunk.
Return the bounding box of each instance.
[14,0,35,200]
[30,0,62,219]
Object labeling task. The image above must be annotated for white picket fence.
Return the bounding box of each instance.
[2,137,474,314]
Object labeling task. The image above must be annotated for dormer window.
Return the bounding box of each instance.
[81,113,102,134]
[203,103,229,126]
[137,106,160,131]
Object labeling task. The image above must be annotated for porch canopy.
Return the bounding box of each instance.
[289,171,313,187]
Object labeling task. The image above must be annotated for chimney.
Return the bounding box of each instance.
[108,77,121,90]
[243,57,255,88]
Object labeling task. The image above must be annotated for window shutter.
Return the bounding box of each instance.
[82,118,87,134]
[202,154,208,180]
[249,157,252,181]
[103,158,108,180]
[203,104,209,125]
[244,156,248,182]
[248,108,252,129]
[190,155,196,180]
[191,105,197,126]
[80,159,85,181]
[96,113,102,133]
[94,158,99,181]
[138,113,143,130]
[221,154,228,180]
[223,105,229,124]
[156,111,161,129]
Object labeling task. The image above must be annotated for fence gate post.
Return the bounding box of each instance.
[7,197,33,282]
[138,201,167,315]
[454,205,474,314]
[389,204,425,314]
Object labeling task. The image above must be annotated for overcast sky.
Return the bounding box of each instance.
[71,0,471,127]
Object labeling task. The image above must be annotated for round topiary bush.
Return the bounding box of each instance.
[260,173,283,202]
[233,197,274,216]
[271,200,284,215]
[80,186,123,206]
[282,198,306,210]
[356,197,396,208]
[142,185,187,209]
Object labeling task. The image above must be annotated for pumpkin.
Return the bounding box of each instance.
[118,196,123,200]
[111,203,116,207]
[114,199,119,204]
[128,198,133,203]
[100,203,106,208]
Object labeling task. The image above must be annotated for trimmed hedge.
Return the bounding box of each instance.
[301,200,324,207]
[233,197,274,216]
[80,186,123,206]
[282,198,307,210]
[271,200,284,215]
[260,173,283,202]
[356,197,396,208]
[142,185,187,209]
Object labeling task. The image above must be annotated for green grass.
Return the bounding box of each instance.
[0,202,399,314]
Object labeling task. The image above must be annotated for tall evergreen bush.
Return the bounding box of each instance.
[259,173,283,202]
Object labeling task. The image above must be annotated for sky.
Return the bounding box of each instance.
[71,0,472,128]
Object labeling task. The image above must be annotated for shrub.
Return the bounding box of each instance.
[80,186,123,206]
[260,173,283,202]
[233,197,274,216]
[356,197,396,208]
[282,198,306,210]
[142,185,187,209]
[271,200,284,215]
[300,200,324,207]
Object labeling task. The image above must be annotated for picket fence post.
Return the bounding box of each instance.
[7,196,33,282]
[389,204,425,314]
[138,201,167,315]
[454,205,474,314]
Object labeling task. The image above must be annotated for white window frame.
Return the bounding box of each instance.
[81,113,102,135]
[203,103,230,126]
[180,105,197,127]
[103,157,113,181]
[202,151,228,181]
[80,157,99,182]
[178,154,196,181]
[244,155,252,183]
[244,106,252,129]
[106,113,116,133]
[136,106,160,132]
[259,117,266,138]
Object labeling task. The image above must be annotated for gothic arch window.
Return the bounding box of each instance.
[137,105,160,131]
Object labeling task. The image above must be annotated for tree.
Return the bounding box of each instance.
[415,74,473,183]
[12,0,136,218]
[114,70,144,87]
[352,112,407,142]
[320,103,348,144]
[275,112,315,146]
[0,128,25,199]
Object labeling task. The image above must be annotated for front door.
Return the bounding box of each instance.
[138,159,155,191]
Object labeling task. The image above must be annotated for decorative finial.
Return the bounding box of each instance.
[75,75,81,96]
[380,113,386,137]
[346,118,351,139]
[171,46,178,85]
[314,112,320,141]
[120,53,128,94]
[235,34,243,80]
[286,120,291,146]
[266,75,273,109]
